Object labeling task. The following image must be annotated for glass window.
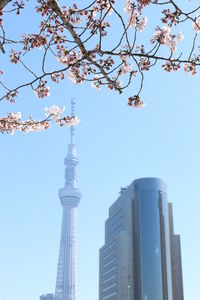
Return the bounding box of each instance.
[102,266,116,277]
[102,283,117,293]
[102,291,117,300]
[102,249,116,262]
[139,189,163,299]
[102,240,116,255]
[103,257,116,269]
[102,274,117,285]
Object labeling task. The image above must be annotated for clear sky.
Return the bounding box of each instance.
[0,1,200,300]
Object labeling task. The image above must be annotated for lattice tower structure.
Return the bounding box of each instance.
[55,99,81,300]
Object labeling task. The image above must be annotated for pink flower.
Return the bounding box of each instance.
[9,49,21,64]
[192,15,200,33]
[45,105,65,121]
[128,95,145,108]
[184,63,196,75]
[34,81,50,98]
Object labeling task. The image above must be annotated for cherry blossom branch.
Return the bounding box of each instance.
[0,0,200,132]
[0,105,79,134]
[0,0,11,11]
[47,0,121,92]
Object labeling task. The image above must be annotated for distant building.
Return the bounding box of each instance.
[40,294,54,300]
[99,177,184,300]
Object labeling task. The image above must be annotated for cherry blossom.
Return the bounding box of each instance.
[151,27,183,53]
[91,80,101,91]
[51,72,65,83]
[6,91,19,103]
[124,0,134,15]
[137,17,148,32]
[192,15,200,33]
[184,63,197,75]
[0,107,79,135]
[0,0,199,134]
[9,49,21,64]
[45,105,65,121]
[162,62,180,72]
[128,95,145,108]
[34,81,50,98]
[124,1,148,32]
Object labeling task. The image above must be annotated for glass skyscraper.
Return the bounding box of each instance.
[99,178,184,300]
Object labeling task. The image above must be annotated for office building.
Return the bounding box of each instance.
[99,178,184,300]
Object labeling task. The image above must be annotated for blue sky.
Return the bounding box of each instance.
[0,1,200,300]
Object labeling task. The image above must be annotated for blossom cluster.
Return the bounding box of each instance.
[91,77,101,90]
[45,105,65,121]
[184,63,197,75]
[22,34,47,51]
[192,15,200,34]
[162,61,180,72]
[161,9,180,27]
[139,58,151,71]
[124,0,148,32]
[137,0,151,9]
[51,72,65,83]
[9,49,21,64]
[56,50,82,67]
[0,106,79,135]
[34,81,50,98]
[6,90,19,103]
[128,95,145,108]
[13,1,25,15]
[151,27,183,53]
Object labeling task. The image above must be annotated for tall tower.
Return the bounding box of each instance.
[99,178,184,300]
[55,99,81,300]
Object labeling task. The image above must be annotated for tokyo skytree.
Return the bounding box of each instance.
[55,99,81,300]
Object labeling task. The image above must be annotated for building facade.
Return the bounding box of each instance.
[40,294,54,300]
[99,178,184,300]
[55,99,81,300]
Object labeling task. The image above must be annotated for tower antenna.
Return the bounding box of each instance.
[70,98,76,145]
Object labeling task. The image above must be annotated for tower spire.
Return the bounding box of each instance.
[64,98,79,188]
[70,98,76,145]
